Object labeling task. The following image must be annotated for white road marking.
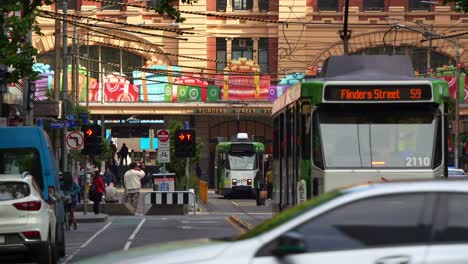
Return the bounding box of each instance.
[231,201,239,207]
[123,218,146,251]
[61,221,112,264]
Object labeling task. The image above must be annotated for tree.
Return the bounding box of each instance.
[0,0,53,83]
[0,0,193,84]
[151,0,196,23]
[163,120,203,187]
[444,0,468,12]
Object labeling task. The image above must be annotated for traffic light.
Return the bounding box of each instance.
[174,129,196,157]
[82,125,103,156]
[26,82,36,110]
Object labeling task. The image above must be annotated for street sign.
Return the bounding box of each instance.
[78,113,88,119]
[66,131,84,150]
[157,129,170,143]
[67,115,77,121]
[50,121,68,129]
[157,149,170,163]
[68,120,78,128]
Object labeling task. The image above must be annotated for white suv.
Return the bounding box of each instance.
[0,173,57,264]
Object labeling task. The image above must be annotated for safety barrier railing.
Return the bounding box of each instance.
[143,191,196,215]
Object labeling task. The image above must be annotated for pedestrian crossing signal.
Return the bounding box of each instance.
[174,129,196,158]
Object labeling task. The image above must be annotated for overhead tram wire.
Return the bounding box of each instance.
[39,13,187,41]
[40,10,193,35]
[85,0,403,27]
[77,55,274,77]
[73,61,264,90]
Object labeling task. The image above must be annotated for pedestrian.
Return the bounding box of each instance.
[90,172,106,214]
[265,165,273,199]
[109,142,117,165]
[105,181,119,203]
[123,162,146,211]
[119,143,129,166]
[103,167,115,186]
[62,174,80,230]
[254,170,266,206]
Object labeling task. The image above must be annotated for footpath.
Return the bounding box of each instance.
[74,188,200,222]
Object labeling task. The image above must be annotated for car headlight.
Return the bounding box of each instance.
[232,179,237,185]
[247,179,252,185]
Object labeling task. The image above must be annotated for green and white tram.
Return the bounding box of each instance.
[215,133,265,198]
[271,55,450,213]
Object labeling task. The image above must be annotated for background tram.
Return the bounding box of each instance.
[271,55,450,213]
[215,133,265,198]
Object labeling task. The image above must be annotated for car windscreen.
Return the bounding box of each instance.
[0,148,43,189]
[227,152,257,170]
[318,107,437,169]
[0,182,30,201]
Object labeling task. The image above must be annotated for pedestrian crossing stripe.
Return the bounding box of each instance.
[145,192,194,205]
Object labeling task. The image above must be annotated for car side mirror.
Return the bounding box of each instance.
[272,231,307,257]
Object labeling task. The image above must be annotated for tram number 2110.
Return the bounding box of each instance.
[406,156,431,167]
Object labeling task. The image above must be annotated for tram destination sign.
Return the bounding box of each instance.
[323,84,432,102]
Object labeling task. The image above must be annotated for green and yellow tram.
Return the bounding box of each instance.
[215,133,265,198]
[271,55,450,213]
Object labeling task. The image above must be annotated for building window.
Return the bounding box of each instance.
[363,0,384,11]
[409,0,431,10]
[57,0,78,10]
[233,0,253,10]
[259,0,269,12]
[317,0,338,11]
[216,38,227,72]
[149,0,162,8]
[102,0,124,11]
[258,38,269,74]
[217,0,227,11]
[232,38,253,60]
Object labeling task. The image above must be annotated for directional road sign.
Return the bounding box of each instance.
[66,131,84,150]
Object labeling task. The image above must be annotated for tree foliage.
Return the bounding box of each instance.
[444,0,468,12]
[0,0,53,82]
[0,0,194,83]
[152,0,197,23]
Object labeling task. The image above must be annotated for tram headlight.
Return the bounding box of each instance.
[232,179,237,186]
[247,179,252,185]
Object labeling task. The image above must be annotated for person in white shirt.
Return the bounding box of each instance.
[105,181,119,203]
[123,162,146,210]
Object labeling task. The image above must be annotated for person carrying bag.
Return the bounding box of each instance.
[254,171,266,206]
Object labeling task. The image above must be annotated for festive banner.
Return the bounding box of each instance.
[174,74,208,102]
[215,58,270,101]
[103,74,139,102]
[32,63,54,101]
[132,65,180,102]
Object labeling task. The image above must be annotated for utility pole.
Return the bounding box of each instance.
[339,0,351,55]
[455,37,461,168]
[427,24,433,73]
[62,0,69,173]
[22,0,33,126]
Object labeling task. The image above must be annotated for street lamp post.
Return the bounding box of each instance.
[455,37,461,168]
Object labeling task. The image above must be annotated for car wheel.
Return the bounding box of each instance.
[56,223,66,257]
[38,239,52,264]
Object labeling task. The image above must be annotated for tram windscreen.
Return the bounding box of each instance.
[318,107,438,169]
[227,151,257,170]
